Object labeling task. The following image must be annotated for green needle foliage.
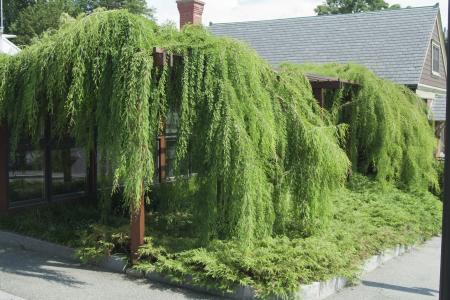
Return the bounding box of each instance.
[288,63,438,191]
[135,175,442,299]
[0,10,349,242]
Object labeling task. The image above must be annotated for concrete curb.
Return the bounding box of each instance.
[294,244,415,300]
[101,254,128,273]
[0,230,424,300]
[125,244,419,300]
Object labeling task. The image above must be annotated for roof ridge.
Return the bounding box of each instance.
[209,5,439,27]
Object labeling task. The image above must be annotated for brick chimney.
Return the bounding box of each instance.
[177,0,205,28]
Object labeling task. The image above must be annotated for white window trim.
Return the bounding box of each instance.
[416,89,436,100]
[431,41,441,77]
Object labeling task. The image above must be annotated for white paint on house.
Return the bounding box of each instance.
[416,89,436,100]
[0,34,20,55]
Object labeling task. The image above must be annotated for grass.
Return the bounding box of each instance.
[0,174,442,299]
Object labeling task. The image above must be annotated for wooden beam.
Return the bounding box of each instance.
[130,188,145,263]
[0,126,8,212]
[153,47,166,68]
[159,136,166,183]
[153,47,183,69]
[312,87,325,108]
[309,81,343,90]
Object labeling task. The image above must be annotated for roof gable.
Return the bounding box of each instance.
[418,13,447,91]
[209,6,439,86]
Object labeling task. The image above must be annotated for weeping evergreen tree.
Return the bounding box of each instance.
[159,29,350,240]
[289,63,438,191]
[0,10,436,244]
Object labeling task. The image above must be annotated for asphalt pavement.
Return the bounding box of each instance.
[326,237,441,300]
[0,246,216,300]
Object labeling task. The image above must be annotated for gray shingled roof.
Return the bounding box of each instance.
[431,94,447,121]
[209,6,439,86]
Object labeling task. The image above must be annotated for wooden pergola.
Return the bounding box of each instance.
[306,73,358,107]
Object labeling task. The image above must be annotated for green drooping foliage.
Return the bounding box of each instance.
[161,29,350,240]
[288,63,438,191]
[0,11,158,216]
[0,10,350,242]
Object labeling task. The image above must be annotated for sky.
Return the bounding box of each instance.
[149,0,449,29]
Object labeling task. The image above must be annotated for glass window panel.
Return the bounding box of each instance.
[154,139,160,183]
[165,111,179,136]
[8,142,44,203]
[96,152,113,181]
[432,44,440,74]
[164,138,191,180]
[51,145,86,196]
[166,139,176,179]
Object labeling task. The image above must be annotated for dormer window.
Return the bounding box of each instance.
[432,41,441,76]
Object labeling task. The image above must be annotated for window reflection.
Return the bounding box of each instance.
[8,142,44,203]
[166,139,177,179]
[51,146,86,197]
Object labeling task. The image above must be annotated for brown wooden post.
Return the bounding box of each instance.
[159,136,166,183]
[129,48,169,263]
[153,47,167,184]
[312,87,324,108]
[0,126,8,212]
[130,187,145,262]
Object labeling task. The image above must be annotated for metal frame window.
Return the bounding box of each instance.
[154,111,195,184]
[5,119,89,209]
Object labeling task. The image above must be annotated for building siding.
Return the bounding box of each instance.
[419,20,447,90]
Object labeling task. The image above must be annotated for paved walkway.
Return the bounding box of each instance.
[0,246,217,300]
[327,237,441,300]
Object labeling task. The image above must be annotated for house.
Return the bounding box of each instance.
[207,4,447,156]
